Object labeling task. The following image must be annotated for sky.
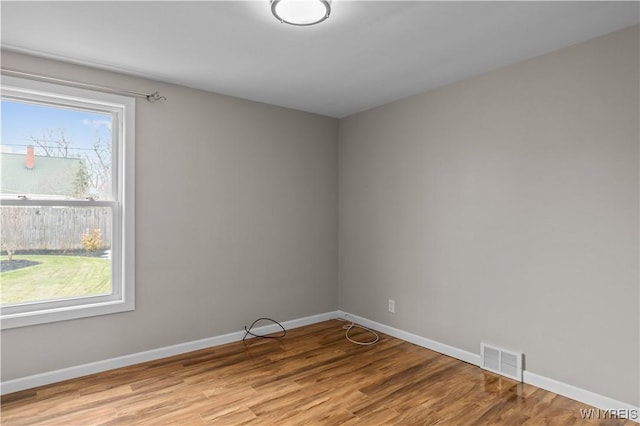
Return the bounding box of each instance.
[1,99,112,157]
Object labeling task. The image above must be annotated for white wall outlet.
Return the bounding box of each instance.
[388,299,395,313]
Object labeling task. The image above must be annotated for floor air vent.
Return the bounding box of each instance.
[480,343,523,382]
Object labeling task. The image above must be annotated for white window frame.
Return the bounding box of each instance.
[0,76,135,329]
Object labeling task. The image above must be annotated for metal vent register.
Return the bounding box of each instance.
[481,343,523,381]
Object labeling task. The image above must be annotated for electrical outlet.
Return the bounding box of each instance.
[388,299,395,313]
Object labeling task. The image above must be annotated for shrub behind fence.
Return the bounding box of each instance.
[1,206,112,252]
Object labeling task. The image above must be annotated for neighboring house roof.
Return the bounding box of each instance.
[1,151,85,198]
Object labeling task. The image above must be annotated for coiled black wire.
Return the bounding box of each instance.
[243,317,286,341]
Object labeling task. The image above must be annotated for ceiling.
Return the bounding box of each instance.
[1,1,638,118]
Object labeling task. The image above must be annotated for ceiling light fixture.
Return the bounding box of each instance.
[271,0,331,26]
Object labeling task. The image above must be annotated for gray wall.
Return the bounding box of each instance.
[0,50,339,380]
[339,25,639,406]
[2,25,638,407]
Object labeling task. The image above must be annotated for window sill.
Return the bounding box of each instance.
[1,297,134,329]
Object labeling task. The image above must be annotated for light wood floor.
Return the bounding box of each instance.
[1,320,633,425]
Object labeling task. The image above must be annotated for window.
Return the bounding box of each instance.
[0,76,135,329]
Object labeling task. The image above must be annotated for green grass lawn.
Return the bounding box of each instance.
[0,255,111,305]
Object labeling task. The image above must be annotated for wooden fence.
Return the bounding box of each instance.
[1,206,112,251]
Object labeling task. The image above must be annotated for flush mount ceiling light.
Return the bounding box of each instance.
[271,0,331,26]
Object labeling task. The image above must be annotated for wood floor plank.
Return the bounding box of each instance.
[1,320,634,425]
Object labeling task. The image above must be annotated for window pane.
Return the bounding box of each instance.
[1,76,134,329]
[0,206,112,306]
[0,100,113,200]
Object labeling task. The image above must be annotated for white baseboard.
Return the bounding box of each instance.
[337,310,639,423]
[336,310,481,366]
[3,309,638,424]
[0,311,337,395]
[523,371,639,422]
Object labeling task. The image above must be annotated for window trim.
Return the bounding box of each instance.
[0,76,135,329]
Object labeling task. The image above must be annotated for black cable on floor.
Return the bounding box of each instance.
[243,317,287,341]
